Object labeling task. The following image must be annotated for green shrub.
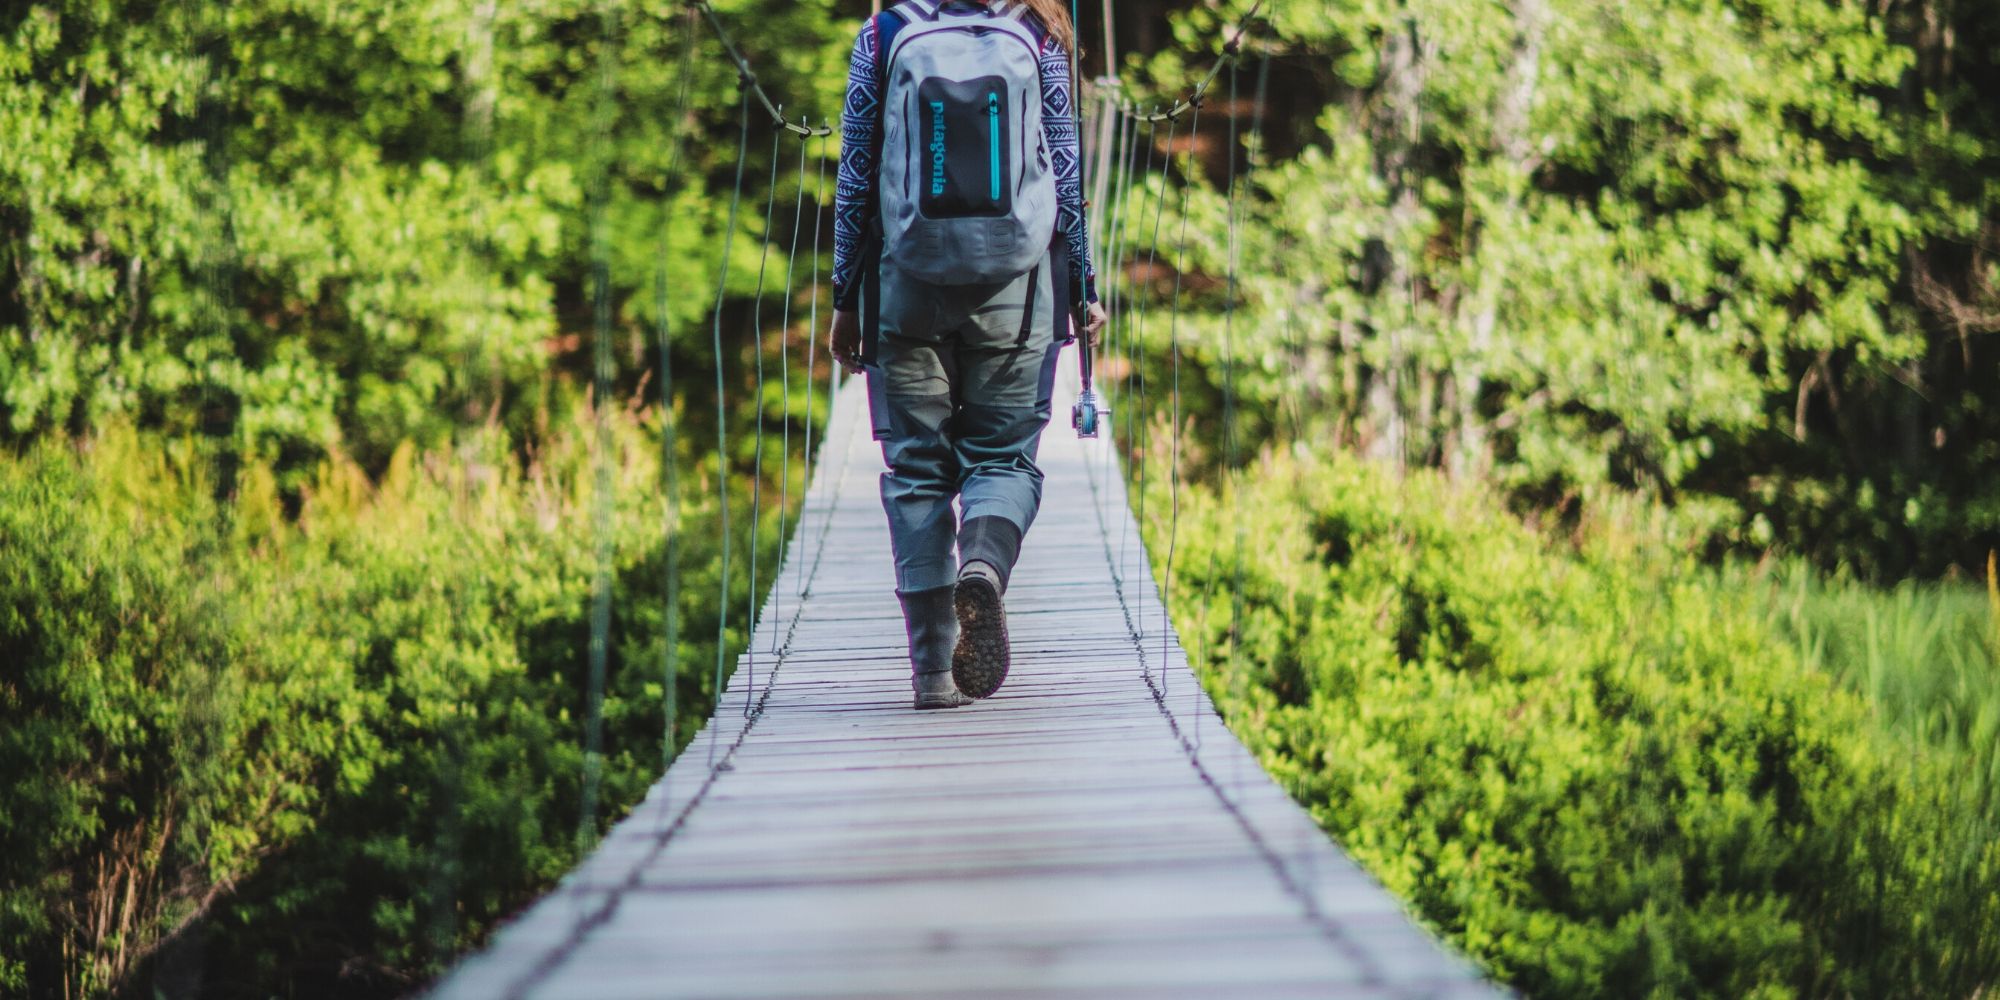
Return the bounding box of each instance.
[1141,449,2000,998]
[0,395,800,998]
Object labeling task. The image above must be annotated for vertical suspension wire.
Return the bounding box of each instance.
[815,122,841,544]
[709,82,751,768]
[1195,55,1245,745]
[744,121,783,717]
[1230,38,1272,808]
[1118,108,1152,612]
[772,121,809,653]
[1131,110,1176,655]
[798,126,829,599]
[1250,54,1301,454]
[579,2,620,855]
[1223,54,1250,745]
[656,3,698,774]
[1208,54,1240,744]
[1091,102,1130,519]
[1163,96,1201,708]
[1119,111,1157,639]
[1102,106,1141,528]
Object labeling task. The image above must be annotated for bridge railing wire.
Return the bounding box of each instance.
[554,0,1369,978]
[1069,0,1354,930]
[573,0,842,815]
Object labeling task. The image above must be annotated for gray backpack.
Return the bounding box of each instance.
[878,0,1056,286]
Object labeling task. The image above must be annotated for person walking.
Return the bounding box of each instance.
[826,0,1108,710]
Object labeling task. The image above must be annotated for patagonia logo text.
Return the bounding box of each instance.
[929,100,947,197]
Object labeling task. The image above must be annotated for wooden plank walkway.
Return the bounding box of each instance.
[433,353,1502,999]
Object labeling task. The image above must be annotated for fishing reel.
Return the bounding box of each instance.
[1071,309,1108,439]
[1072,387,1106,439]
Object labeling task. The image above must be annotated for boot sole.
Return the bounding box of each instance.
[952,575,1009,699]
[913,691,975,710]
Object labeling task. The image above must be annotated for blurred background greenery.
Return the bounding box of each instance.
[2,0,1996,996]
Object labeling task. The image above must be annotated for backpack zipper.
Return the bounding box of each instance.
[885,21,1041,66]
[988,91,1002,203]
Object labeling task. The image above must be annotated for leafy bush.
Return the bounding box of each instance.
[0,394,800,998]
[1141,449,2000,998]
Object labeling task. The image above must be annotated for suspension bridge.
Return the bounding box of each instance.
[434,3,1503,996]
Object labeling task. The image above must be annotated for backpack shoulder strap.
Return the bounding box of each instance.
[891,0,939,21]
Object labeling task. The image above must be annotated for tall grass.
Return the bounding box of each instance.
[1765,556,2000,823]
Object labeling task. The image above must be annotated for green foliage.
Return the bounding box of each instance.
[1140,449,2000,998]
[0,0,848,475]
[0,393,805,998]
[1125,0,2000,578]
[0,0,849,995]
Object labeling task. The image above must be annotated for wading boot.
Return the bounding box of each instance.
[899,586,974,710]
[952,516,1021,699]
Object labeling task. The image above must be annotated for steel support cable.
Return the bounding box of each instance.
[772,122,809,653]
[1244,51,1300,454]
[815,128,842,549]
[1117,109,1158,612]
[743,122,783,717]
[1099,106,1132,398]
[1070,363,1385,981]
[1162,97,1200,713]
[656,6,700,771]
[1085,103,1132,526]
[1224,56,1250,744]
[579,5,622,855]
[1131,111,1175,655]
[1222,42,1274,806]
[689,1,833,137]
[1195,56,1243,740]
[1110,0,1264,124]
[1092,105,1133,525]
[1117,111,1152,632]
[496,306,867,1000]
[1102,107,1142,532]
[708,84,751,768]
[798,127,830,599]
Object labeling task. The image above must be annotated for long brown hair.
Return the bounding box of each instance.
[1015,0,1077,59]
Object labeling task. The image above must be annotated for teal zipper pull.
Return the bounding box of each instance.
[988,92,1001,202]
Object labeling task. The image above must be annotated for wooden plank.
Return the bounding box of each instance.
[431,358,1501,999]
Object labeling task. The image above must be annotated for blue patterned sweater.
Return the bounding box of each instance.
[832,1,1098,311]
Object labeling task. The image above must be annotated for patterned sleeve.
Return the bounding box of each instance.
[1039,36,1098,307]
[831,19,880,311]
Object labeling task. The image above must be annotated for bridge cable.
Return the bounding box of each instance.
[772,119,810,652]
[1118,111,1158,646]
[1228,41,1272,801]
[1114,0,1262,124]
[1102,107,1141,539]
[1088,103,1123,527]
[1119,107,1155,610]
[656,4,700,771]
[1133,110,1176,656]
[689,1,834,137]
[800,125,832,599]
[743,119,784,717]
[707,82,751,768]
[1162,90,1200,714]
[1225,54,1251,752]
[579,3,622,855]
[1116,112,1142,509]
[1193,55,1246,752]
